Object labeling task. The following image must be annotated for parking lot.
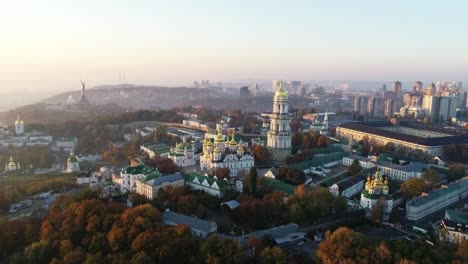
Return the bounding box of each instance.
[282,238,318,260]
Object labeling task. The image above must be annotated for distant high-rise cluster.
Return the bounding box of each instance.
[402,81,465,122]
[353,80,466,123]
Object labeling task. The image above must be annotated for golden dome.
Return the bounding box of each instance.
[214,147,222,153]
[215,129,224,142]
[228,135,237,145]
[274,80,288,99]
[8,157,16,167]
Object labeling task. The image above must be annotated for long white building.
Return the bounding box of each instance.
[406,178,468,221]
[342,155,428,181]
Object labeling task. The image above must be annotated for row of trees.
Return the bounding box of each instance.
[400,169,440,198]
[3,189,317,263]
[0,145,55,170]
[276,167,306,185]
[0,173,77,212]
[291,131,332,154]
[317,227,467,264]
[233,184,347,229]
[3,190,247,263]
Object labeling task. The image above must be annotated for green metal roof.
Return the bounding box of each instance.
[361,189,392,200]
[184,173,229,189]
[142,143,171,153]
[124,163,158,176]
[446,209,468,225]
[68,154,78,163]
[263,178,295,195]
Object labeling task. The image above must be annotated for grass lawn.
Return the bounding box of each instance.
[0,173,78,211]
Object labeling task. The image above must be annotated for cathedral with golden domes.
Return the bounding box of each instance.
[360,169,393,220]
[267,80,292,161]
[200,127,254,177]
[4,156,20,173]
[168,137,196,167]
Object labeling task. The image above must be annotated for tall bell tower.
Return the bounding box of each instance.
[267,81,291,161]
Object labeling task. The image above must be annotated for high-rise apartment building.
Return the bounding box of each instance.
[384,99,396,117]
[392,81,402,99]
[422,95,458,123]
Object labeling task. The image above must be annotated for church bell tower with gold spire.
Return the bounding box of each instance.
[267,80,291,161]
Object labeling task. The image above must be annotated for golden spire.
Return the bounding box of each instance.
[274,80,288,98]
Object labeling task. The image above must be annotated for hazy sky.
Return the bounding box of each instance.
[1,0,468,94]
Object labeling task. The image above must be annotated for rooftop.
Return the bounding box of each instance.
[339,121,468,146]
[162,211,217,232]
[249,223,299,239]
[445,209,468,225]
[334,175,366,190]
[144,173,184,187]
[407,177,468,207]
[262,178,295,195]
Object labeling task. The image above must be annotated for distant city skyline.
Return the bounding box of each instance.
[1,0,468,95]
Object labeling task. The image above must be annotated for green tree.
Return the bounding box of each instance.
[448,164,466,181]
[348,159,362,175]
[288,202,304,223]
[259,246,287,264]
[246,167,258,194]
[316,227,365,264]
[400,178,427,198]
[200,235,243,264]
[422,169,439,184]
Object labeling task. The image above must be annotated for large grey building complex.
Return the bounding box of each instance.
[336,121,468,157]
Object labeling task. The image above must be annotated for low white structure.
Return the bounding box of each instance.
[182,119,210,130]
[264,168,278,179]
[77,154,102,163]
[135,127,155,137]
[113,163,161,192]
[306,166,331,176]
[439,209,468,244]
[406,178,468,221]
[343,155,428,181]
[136,173,184,200]
[343,155,376,169]
[76,172,99,185]
[184,173,229,198]
[329,175,365,198]
[141,143,171,158]
[376,161,427,181]
[162,210,217,238]
[56,137,78,152]
[27,134,53,146]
